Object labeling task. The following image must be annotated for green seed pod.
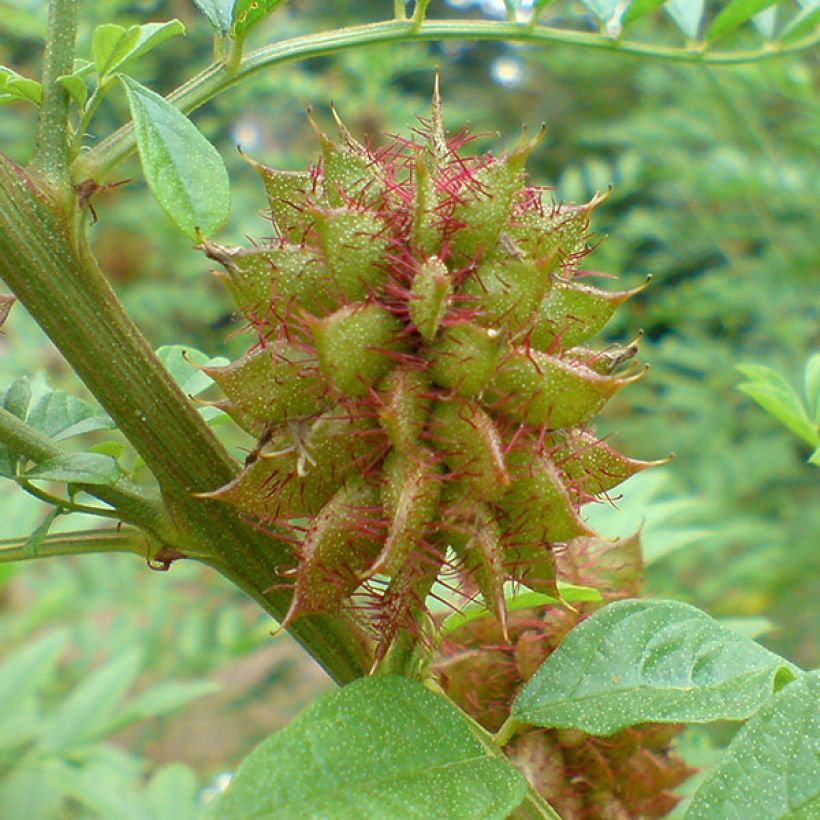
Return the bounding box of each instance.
[369,450,441,578]
[313,110,382,207]
[241,151,312,242]
[199,407,380,518]
[204,244,332,318]
[446,499,508,637]
[376,368,432,455]
[552,430,667,495]
[488,348,642,429]
[449,137,537,266]
[279,477,382,627]
[530,276,650,350]
[431,398,510,501]
[203,344,327,425]
[412,158,443,258]
[311,303,405,397]
[409,256,452,342]
[428,322,503,397]
[312,207,389,301]
[500,442,594,546]
[566,332,643,375]
[461,249,551,333]
[509,193,605,263]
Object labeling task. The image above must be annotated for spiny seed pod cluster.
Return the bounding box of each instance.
[201,87,657,663]
[438,535,694,818]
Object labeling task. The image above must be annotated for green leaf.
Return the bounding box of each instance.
[582,0,638,33]
[511,598,800,736]
[93,21,185,79]
[206,675,528,819]
[0,375,114,477]
[21,507,61,557]
[805,352,820,421]
[145,763,200,820]
[623,0,668,25]
[125,20,186,67]
[441,581,602,637]
[706,0,781,42]
[111,679,219,729]
[751,6,778,38]
[23,453,121,486]
[779,4,820,43]
[192,0,235,35]
[57,73,88,107]
[0,629,68,712]
[156,345,229,397]
[685,671,818,819]
[26,390,114,442]
[232,0,286,38]
[92,24,141,77]
[119,75,230,240]
[810,447,820,466]
[37,650,143,751]
[737,363,818,446]
[665,0,705,39]
[0,68,41,105]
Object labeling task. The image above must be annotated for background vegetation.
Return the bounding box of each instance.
[1,0,817,815]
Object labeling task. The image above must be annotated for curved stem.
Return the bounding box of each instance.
[73,17,818,181]
[17,479,123,521]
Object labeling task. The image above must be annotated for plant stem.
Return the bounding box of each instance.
[73,17,818,181]
[17,479,124,521]
[425,680,561,819]
[0,404,170,537]
[493,715,522,747]
[0,155,372,683]
[30,0,77,204]
[0,526,149,564]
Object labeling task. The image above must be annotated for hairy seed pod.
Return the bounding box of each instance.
[202,86,655,656]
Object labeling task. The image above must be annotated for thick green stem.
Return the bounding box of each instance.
[73,17,818,182]
[0,527,149,564]
[30,0,77,202]
[0,155,372,683]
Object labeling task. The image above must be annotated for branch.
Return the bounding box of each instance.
[0,403,171,537]
[30,0,77,202]
[73,17,818,180]
[0,526,149,564]
[0,155,373,683]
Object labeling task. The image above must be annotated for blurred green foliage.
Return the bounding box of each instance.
[1,0,817,814]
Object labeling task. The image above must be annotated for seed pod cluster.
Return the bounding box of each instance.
[201,87,655,661]
[438,534,695,819]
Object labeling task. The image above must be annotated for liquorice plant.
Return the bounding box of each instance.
[0,2,817,817]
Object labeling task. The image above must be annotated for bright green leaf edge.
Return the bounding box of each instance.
[441,581,602,638]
